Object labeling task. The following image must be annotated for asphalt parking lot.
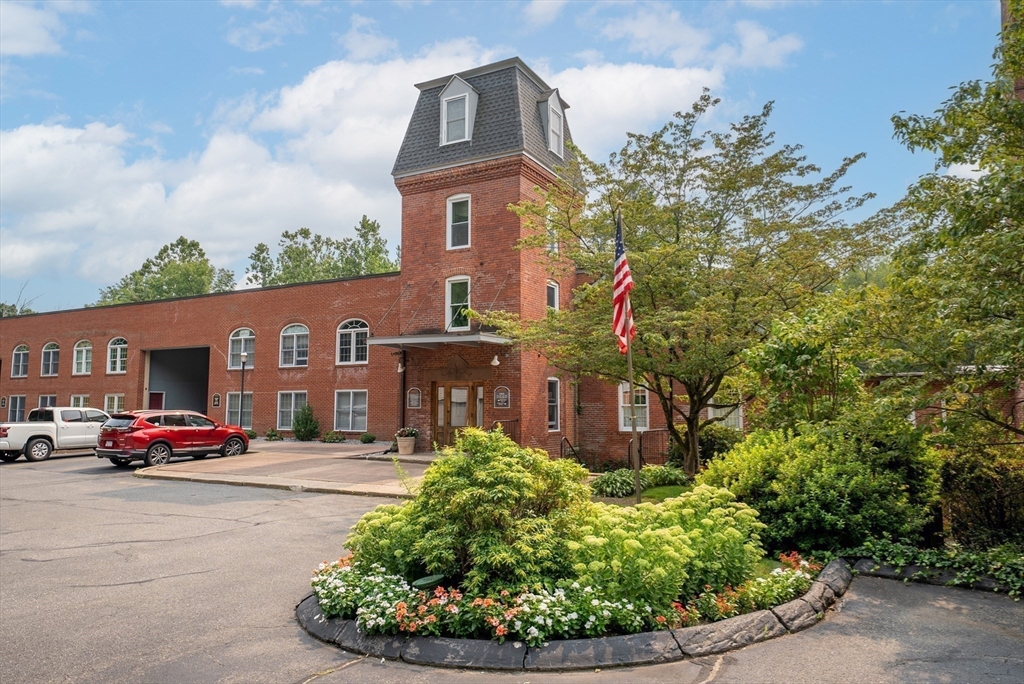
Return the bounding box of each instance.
[1,454,1022,684]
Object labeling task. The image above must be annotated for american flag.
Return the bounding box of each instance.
[612,211,636,354]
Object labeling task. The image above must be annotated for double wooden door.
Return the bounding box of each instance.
[434,382,481,447]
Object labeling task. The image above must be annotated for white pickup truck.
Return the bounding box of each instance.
[0,407,111,462]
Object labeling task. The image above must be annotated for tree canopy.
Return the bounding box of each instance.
[485,92,889,474]
[96,237,235,305]
[245,216,399,287]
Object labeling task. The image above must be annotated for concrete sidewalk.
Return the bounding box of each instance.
[133,440,435,498]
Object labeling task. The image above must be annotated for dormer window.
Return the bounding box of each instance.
[549,107,563,157]
[539,90,566,158]
[444,95,467,144]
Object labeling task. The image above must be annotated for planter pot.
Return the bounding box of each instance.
[397,436,416,455]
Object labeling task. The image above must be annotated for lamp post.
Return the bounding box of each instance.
[239,351,248,429]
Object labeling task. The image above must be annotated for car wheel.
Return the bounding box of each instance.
[109,457,132,468]
[144,443,172,467]
[25,438,52,462]
[192,454,207,460]
[1,452,20,462]
[223,437,245,457]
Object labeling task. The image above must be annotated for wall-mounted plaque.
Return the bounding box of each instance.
[493,386,510,409]
[0,397,5,409]
[212,393,221,408]
[407,388,422,409]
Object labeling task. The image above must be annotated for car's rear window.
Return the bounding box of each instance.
[28,409,54,422]
[103,416,136,428]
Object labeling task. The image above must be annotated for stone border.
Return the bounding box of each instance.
[295,558,853,671]
[843,556,1011,593]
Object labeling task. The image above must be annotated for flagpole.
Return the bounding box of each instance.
[616,205,642,504]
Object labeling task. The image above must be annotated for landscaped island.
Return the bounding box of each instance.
[310,428,819,646]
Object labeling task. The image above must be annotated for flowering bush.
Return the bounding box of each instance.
[395,427,419,438]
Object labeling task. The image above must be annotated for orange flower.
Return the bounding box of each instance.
[655,615,667,624]
[425,615,437,623]
[418,605,427,615]
[495,625,508,636]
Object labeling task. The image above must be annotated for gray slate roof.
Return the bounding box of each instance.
[392,57,573,178]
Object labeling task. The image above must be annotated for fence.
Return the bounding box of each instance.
[489,419,520,445]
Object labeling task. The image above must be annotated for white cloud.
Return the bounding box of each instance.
[229,66,266,76]
[219,0,260,8]
[601,5,711,67]
[338,14,398,61]
[714,21,802,68]
[523,0,568,27]
[0,1,90,56]
[946,163,983,180]
[225,7,304,52]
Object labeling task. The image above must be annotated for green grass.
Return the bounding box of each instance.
[753,557,784,578]
[641,485,691,503]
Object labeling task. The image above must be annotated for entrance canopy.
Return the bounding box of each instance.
[366,332,509,350]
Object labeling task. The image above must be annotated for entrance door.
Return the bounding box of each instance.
[435,383,478,447]
[148,392,164,410]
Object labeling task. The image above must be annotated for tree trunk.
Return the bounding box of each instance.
[683,410,702,476]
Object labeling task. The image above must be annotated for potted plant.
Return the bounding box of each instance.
[395,427,418,455]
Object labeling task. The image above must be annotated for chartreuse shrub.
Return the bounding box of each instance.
[347,427,591,594]
[591,465,689,498]
[700,419,940,553]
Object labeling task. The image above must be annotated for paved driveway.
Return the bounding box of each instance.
[1,455,1021,684]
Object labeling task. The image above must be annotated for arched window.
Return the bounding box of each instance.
[280,324,309,367]
[11,345,29,378]
[108,338,128,374]
[337,319,369,365]
[229,328,255,369]
[74,341,93,375]
[41,343,59,376]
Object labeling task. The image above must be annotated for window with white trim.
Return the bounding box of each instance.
[229,328,255,369]
[226,392,253,429]
[708,397,744,431]
[279,324,309,367]
[41,343,59,376]
[337,320,369,364]
[74,341,92,375]
[9,396,26,422]
[11,345,28,378]
[334,390,368,432]
[38,395,57,407]
[477,385,484,427]
[446,277,471,331]
[549,107,563,157]
[108,338,128,374]
[278,391,307,430]
[105,394,126,413]
[70,394,90,408]
[546,280,559,310]
[443,94,468,144]
[547,378,560,431]
[618,382,649,431]
[447,195,470,249]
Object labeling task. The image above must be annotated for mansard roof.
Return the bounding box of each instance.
[392,57,573,178]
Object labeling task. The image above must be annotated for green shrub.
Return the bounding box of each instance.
[360,433,377,444]
[643,464,690,488]
[321,430,344,443]
[264,428,281,441]
[668,423,743,465]
[941,443,1024,548]
[700,425,939,553]
[244,429,257,440]
[572,485,765,611]
[347,427,591,594]
[292,404,320,441]
[591,468,649,497]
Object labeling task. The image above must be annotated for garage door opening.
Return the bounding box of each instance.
[147,348,210,414]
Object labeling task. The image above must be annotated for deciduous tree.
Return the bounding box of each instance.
[96,237,235,305]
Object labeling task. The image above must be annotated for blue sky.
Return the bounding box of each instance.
[0,0,1002,312]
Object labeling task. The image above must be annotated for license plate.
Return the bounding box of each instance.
[104,441,114,447]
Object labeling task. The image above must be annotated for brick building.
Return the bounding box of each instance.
[1,58,735,461]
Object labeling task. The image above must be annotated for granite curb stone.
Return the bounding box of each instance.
[817,558,853,596]
[402,636,526,669]
[853,558,900,579]
[673,610,787,657]
[801,580,837,614]
[843,556,1009,594]
[523,631,683,670]
[771,598,820,632]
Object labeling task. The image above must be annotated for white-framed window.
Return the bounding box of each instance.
[278,391,307,430]
[70,394,90,408]
[229,328,255,369]
[477,385,484,427]
[447,194,470,249]
[407,388,422,409]
[38,395,57,407]
[105,394,126,413]
[226,392,253,429]
[8,396,26,422]
[337,319,369,365]
[74,341,92,375]
[618,382,649,431]
[279,324,309,367]
[41,342,59,376]
[445,276,471,331]
[547,378,560,431]
[708,399,744,431]
[11,345,28,378]
[546,280,559,310]
[549,106,563,157]
[107,338,128,374]
[334,390,368,432]
[443,94,468,144]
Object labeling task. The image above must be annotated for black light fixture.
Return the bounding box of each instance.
[239,351,248,428]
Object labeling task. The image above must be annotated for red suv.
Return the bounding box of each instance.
[96,410,249,467]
